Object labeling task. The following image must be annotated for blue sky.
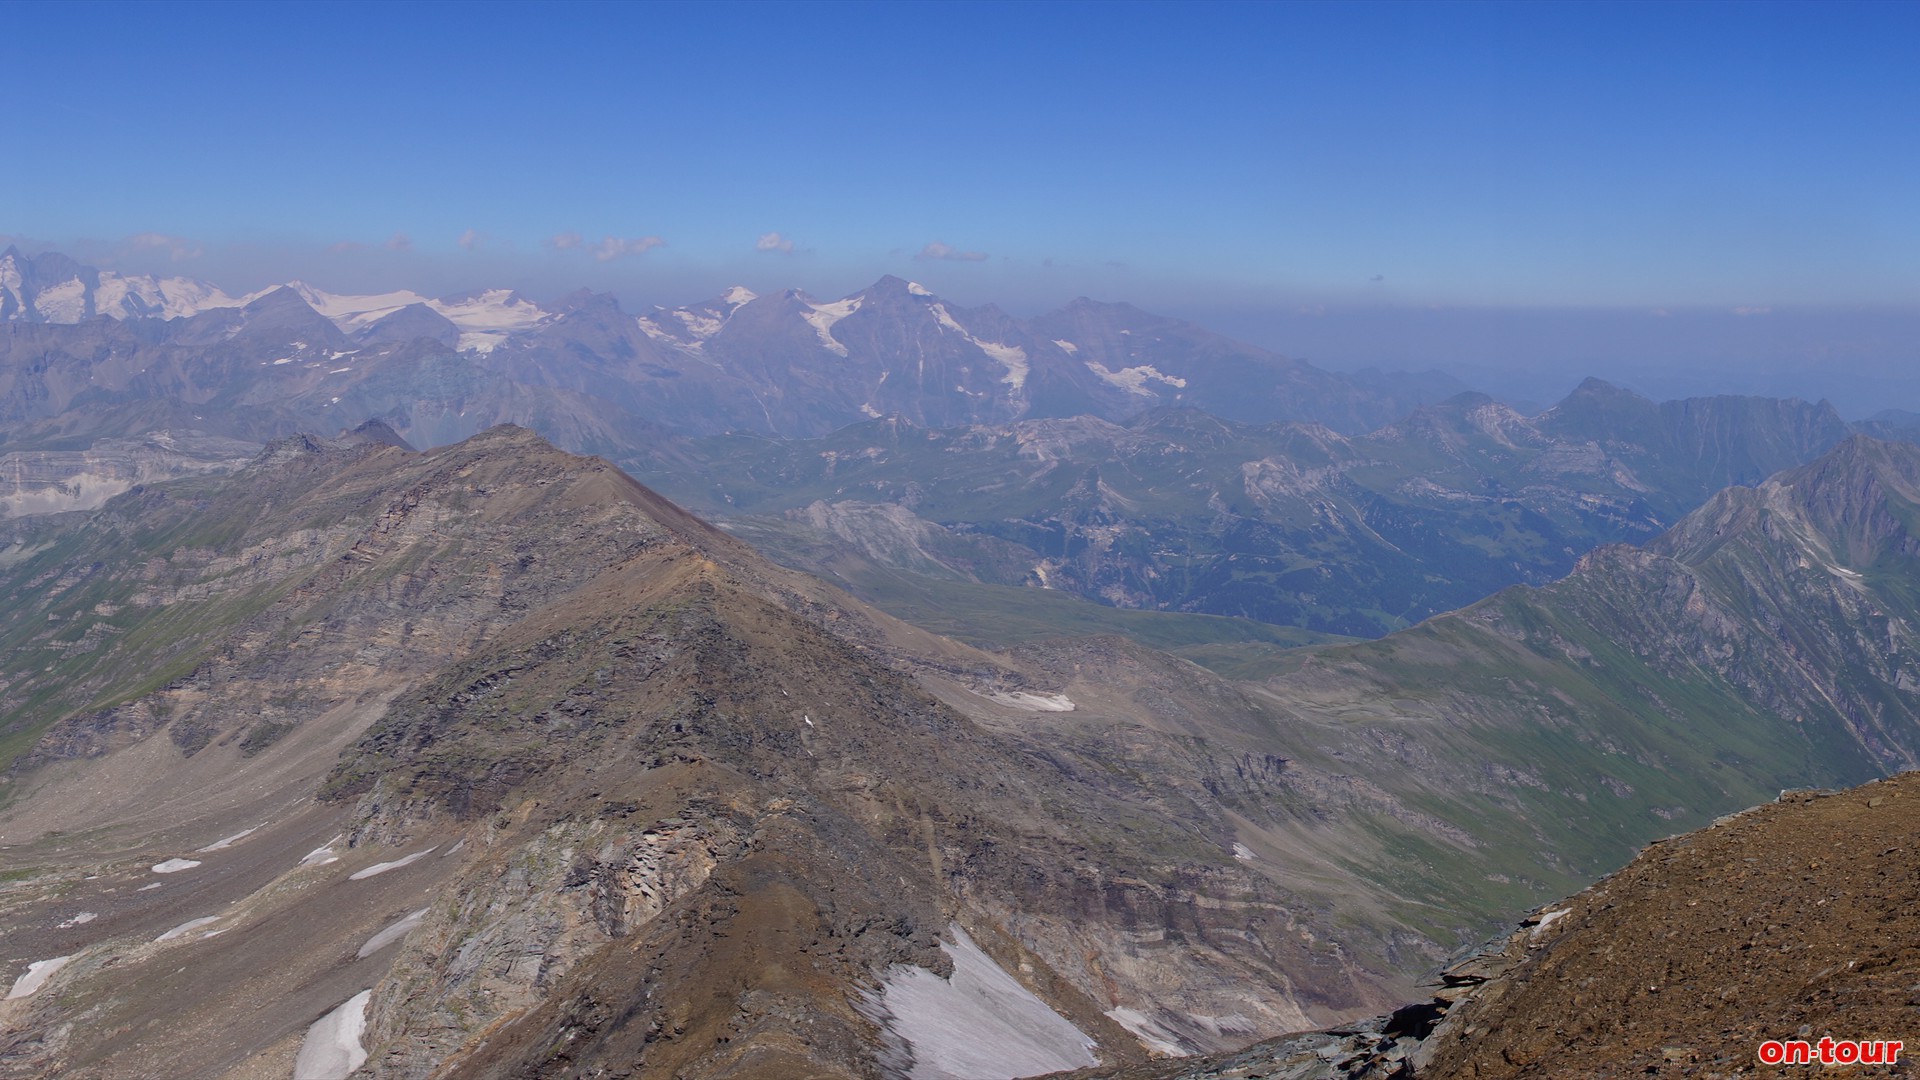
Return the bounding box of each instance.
[4,0,1916,399]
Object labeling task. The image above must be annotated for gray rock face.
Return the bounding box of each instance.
[355,303,460,349]
[0,431,258,517]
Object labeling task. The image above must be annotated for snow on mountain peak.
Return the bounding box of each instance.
[931,303,1029,391]
[906,281,933,297]
[803,296,862,357]
[723,285,757,307]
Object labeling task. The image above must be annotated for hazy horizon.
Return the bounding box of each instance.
[6,0,1916,414]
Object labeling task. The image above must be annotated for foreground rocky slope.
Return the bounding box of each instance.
[1080,771,1920,1079]
[0,428,1418,1079]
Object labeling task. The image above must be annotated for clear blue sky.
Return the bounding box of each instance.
[4,0,1916,396]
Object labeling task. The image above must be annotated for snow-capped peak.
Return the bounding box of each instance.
[284,282,435,330]
[906,281,933,297]
[723,285,757,307]
[256,282,553,352]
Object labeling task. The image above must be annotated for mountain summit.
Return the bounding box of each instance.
[0,249,1461,443]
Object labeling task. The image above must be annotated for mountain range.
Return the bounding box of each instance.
[630,381,1854,638]
[0,246,1460,450]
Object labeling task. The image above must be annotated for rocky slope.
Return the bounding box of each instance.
[1079,772,1920,1079]
[0,428,1424,1080]
[5,430,1920,1079]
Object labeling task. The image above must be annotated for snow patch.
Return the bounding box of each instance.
[33,278,88,322]
[803,296,862,357]
[1084,360,1187,395]
[1531,908,1569,938]
[300,839,342,868]
[978,341,1029,391]
[5,956,73,1000]
[95,272,245,320]
[1105,1007,1188,1056]
[673,308,724,339]
[137,882,164,892]
[907,281,933,296]
[1052,339,1079,354]
[723,285,757,306]
[357,908,430,958]
[151,858,202,874]
[271,282,551,350]
[988,691,1076,713]
[930,305,1029,390]
[1232,842,1257,862]
[635,316,678,344]
[348,846,437,881]
[456,331,505,353]
[155,916,221,942]
[197,826,258,852]
[293,989,372,1080]
[57,911,98,928]
[863,925,1097,1079]
[433,289,548,332]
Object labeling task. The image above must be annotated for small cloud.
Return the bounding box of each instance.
[1650,307,1672,317]
[916,241,988,262]
[328,240,367,253]
[1296,304,1327,316]
[549,231,584,250]
[1369,274,1385,283]
[591,235,665,261]
[755,231,795,254]
[1732,305,1772,316]
[385,232,413,252]
[1104,259,1128,270]
[125,232,203,262]
[458,228,482,251]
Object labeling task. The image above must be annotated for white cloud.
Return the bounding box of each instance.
[549,231,584,250]
[1732,305,1772,316]
[756,231,794,254]
[916,241,988,262]
[125,232,203,261]
[458,228,482,251]
[591,235,665,261]
[384,232,413,252]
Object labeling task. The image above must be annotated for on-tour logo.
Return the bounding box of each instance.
[1757,1038,1903,1066]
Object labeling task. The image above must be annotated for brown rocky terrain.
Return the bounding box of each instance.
[1421,774,1920,1079]
[0,427,1414,1079]
[1061,772,1920,1079]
